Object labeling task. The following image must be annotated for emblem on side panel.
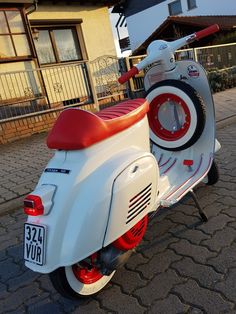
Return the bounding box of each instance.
[187,65,200,78]
[44,168,71,174]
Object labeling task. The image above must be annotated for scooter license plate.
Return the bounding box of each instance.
[24,223,46,266]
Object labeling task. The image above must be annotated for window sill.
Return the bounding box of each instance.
[169,11,183,16]
[38,60,86,68]
[0,57,33,64]
[187,6,197,11]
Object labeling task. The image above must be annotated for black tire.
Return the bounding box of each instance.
[146,79,206,151]
[49,265,115,300]
[206,160,219,185]
[49,267,79,300]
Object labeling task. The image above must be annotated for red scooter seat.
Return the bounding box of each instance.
[47,98,149,150]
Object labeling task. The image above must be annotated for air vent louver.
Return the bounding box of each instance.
[126,183,152,224]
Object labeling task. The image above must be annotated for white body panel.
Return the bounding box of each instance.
[25,116,157,273]
[104,154,158,246]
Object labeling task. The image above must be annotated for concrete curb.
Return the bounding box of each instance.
[0,195,25,217]
[216,114,236,130]
[0,114,235,217]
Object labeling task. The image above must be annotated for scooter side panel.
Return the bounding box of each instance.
[103,154,159,247]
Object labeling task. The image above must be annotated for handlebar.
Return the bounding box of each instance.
[118,66,139,84]
[118,24,220,84]
[194,24,220,40]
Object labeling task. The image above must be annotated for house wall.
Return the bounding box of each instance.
[0,4,117,144]
[126,0,236,50]
[29,5,117,60]
[29,4,118,108]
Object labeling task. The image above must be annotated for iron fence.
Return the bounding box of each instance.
[177,43,236,69]
[0,61,93,122]
[0,68,48,120]
[201,43,236,68]
[90,55,128,101]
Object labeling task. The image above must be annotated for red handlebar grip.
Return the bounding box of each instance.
[195,24,220,40]
[118,66,139,84]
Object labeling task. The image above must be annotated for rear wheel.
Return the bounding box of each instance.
[206,160,219,185]
[49,254,115,299]
[49,216,148,299]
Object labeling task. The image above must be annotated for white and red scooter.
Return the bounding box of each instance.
[23,25,220,299]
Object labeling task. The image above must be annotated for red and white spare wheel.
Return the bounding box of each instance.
[146,80,206,151]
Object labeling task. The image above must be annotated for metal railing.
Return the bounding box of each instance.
[127,42,236,93]
[0,61,93,122]
[177,42,236,69]
[0,68,48,120]
[90,55,128,101]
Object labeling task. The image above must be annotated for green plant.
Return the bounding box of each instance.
[207,66,236,93]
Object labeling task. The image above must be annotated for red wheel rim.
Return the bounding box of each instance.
[148,93,191,141]
[72,254,103,284]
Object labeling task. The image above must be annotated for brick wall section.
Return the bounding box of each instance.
[0,112,59,145]
[0,103,98,145]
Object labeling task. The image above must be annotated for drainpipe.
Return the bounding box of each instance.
[25,0,39,58]
[25,0,51,108]
[26,0,38,16]
[25,0,38,58]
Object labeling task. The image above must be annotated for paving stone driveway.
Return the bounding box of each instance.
[0,123,236,313]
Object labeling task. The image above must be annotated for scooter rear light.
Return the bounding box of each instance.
[24,195,44,216]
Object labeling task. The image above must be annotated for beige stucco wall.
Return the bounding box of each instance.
[29,5,117,61]
[0,5,117,112]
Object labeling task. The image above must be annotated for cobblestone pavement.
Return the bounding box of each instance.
[0,121,236,312]
[0,134,52,206]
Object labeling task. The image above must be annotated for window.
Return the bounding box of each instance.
[0,9,31,61]
[168,0,182,15]
[34,27,82,65]
[187,0,197,10]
